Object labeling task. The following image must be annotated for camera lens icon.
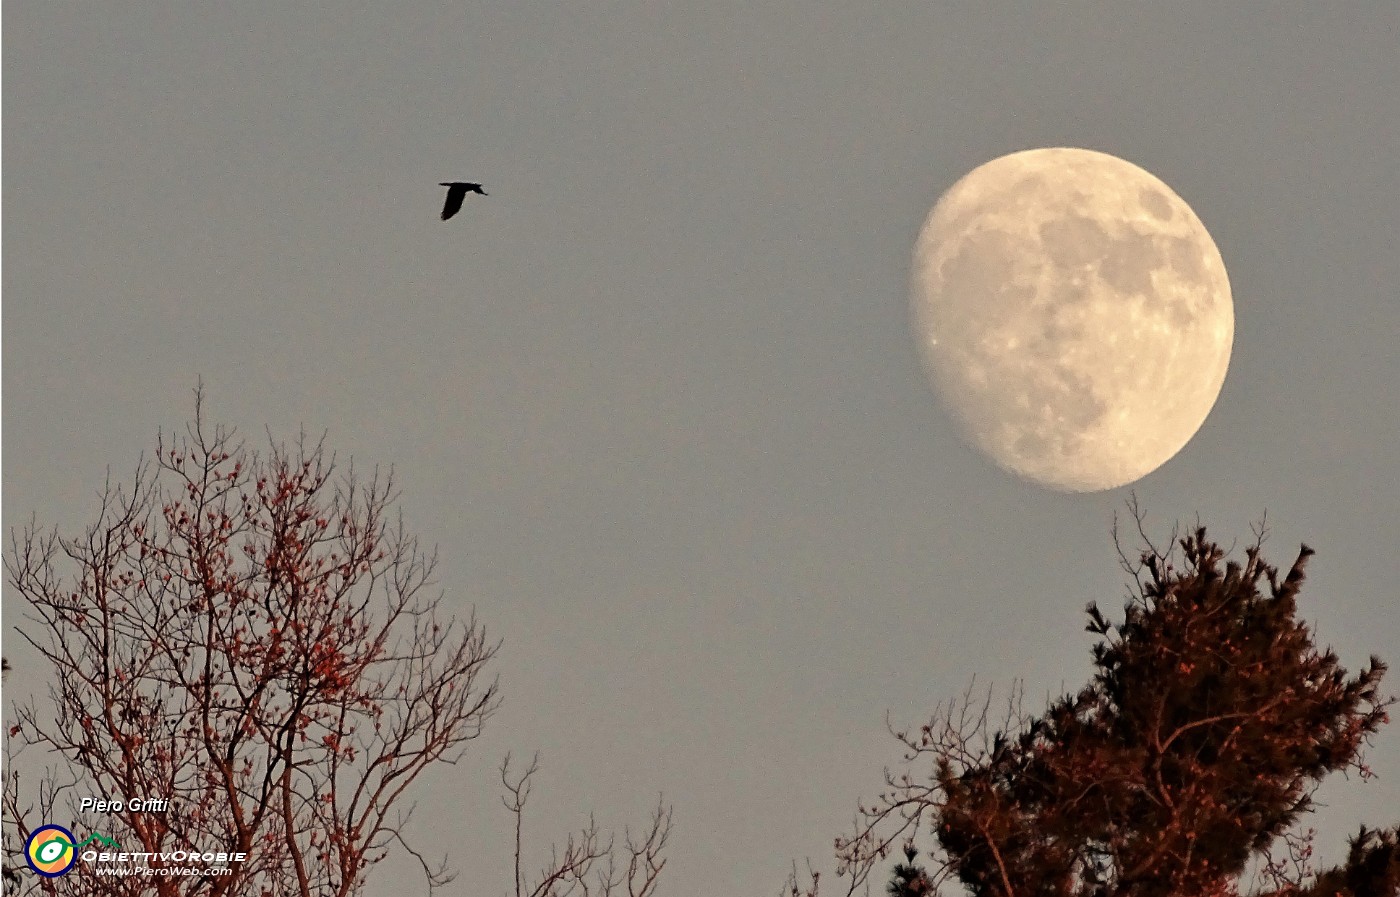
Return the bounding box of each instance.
[25,824,78,877]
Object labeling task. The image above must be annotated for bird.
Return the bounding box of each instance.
[439,182,486,220]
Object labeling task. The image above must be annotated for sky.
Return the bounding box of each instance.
[4,4,1398,894]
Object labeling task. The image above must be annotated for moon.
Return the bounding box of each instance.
[910,147,1233,492]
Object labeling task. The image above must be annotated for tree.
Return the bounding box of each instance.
[886,846,934,897]
[499,753,672,897]
[3,393,671,896]
[800,516,1398,897]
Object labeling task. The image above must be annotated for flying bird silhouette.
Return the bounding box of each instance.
[439,182,486,220]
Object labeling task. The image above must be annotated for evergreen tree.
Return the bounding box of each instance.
[833,526,1398,897]
[887,845,935,897]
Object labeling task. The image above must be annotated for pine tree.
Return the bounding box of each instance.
[1296,826,1400,897]
[835,525,1398,897]
[887,845,935,897]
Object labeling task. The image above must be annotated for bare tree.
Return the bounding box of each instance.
[500,754,671,897]
[4,391,672,896]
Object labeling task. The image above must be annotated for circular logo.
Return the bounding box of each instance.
[25,824,78,877]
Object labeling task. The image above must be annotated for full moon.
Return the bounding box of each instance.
[911,147,1233,492]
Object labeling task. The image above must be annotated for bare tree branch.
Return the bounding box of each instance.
[501,754,672,897]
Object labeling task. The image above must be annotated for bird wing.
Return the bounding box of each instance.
[441,184,466,220]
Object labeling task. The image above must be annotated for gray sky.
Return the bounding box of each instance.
[5,4,1398,894]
